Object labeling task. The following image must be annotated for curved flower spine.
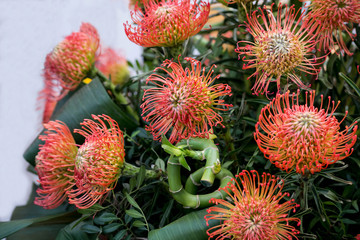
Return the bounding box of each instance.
[141,57,232,143]
[205,170,301,240]
[302,0,360,55]
[255,90,358,174]
[35,120,77,209]
[235,4,325,95]
[95,47,129,85]
[124,0,210,47]
[68,114,125,209]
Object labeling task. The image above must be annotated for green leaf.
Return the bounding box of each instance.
[77,204,106,215]
[124,192,141,210]
[80,224,101,234]
[24,78,139,166]
[339,72,360,98]
[155,158,166,172]
[125,209,143,219]
[132,220,146,228]
[148,208,218,240]
[93,212,118,225]
[56,221,95,240]
[136,165,146,188]
[179,155,191,171]
[114,229,127,240]
[102,223,122,234]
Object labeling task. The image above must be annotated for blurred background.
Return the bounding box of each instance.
[0,0,141,221]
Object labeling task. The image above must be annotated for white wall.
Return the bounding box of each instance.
[0,0,141,221]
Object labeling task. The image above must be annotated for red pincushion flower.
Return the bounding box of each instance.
[302,0,360,55]
[95,47,129,85]
[68,114,125,209]
[141,57,232,143]
[39,23,100,123]
[124,0,210,47]
[34,120,78,209]
[235,4,324,96]
[255,90,358,174]
[205,170,301,240]
[44,22,99,91]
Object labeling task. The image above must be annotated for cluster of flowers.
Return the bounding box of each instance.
[35,0,359,239]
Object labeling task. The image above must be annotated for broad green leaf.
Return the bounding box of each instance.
[56,221,95,240]
[24,78,139,166]
[1,212,76,239]
[148,208,219,240]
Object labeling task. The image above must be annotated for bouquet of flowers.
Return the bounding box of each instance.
[1,0,360,239]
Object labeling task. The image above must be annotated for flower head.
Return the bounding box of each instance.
[39,23,100,123]
[35,120,77,209]
[44,22,100,91]
[235,4,324,95]
[302,0,360,55]
[205,170,301,240]
[255,90,358,174]
[124,0,210,47]
[68,114,125,209]
[141,57,232,143]
[95,47,129,85]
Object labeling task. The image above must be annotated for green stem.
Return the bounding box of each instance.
[167,157,233,208]
[177,137,221,186]
[122,162,160,179]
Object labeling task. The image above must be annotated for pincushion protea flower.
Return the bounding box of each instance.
[255,90,358,174]
[44,22,100,91]
[35,120,77,209]
[205,170,301,240]
[68,114,125,209]
[302,0,360,55]
[95,47,129,85]
[124,0,210,47]
[141,57,232,143]
[39,23,100,123]
[235,4,324,95]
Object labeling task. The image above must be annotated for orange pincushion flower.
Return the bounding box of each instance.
[44,22,99,91]
[205,170,301,240]
[95,47,130,85]
[124,0,210,47]
[39,23,100,123]
[255,90,358,174]
[235,4,324,95]
[302,0,360,55]
[35,120,78,209]
[68,114,125,209]
[141,57,232,143]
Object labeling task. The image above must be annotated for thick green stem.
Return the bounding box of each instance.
[122,162,160,179]
[167,156,233,208]
[177,137,221,186]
